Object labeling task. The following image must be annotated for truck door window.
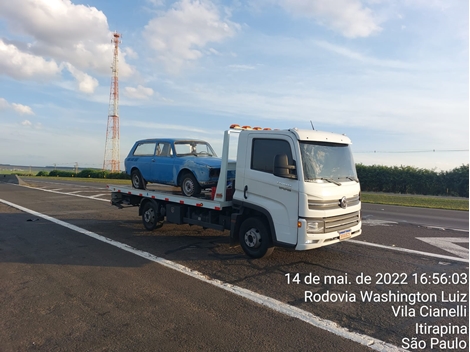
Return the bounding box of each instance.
[251,139,294,174]
[133,142,156,156]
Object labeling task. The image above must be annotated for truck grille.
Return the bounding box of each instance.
[308,194,360,210]
[324,211,360,232]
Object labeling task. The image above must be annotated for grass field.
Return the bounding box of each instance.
[361,192,468,211]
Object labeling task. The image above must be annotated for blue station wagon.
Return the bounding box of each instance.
[125,138,232,197]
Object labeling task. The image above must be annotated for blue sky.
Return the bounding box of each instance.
[0,0,468,171]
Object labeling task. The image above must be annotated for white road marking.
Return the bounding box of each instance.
[67,191,83,194]
[349,240,468,263]
[362,219,398,227]
[416,237,469,259]
[0,198,402,352]
[89,194,107,198]
[13,184,109,202]
[50,188,63,191]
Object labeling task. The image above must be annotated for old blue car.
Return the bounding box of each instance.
[125,138,231,197]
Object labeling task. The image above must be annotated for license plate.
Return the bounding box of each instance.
[339,229,351,240]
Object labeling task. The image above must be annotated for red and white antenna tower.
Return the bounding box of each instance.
[103,32,121,172]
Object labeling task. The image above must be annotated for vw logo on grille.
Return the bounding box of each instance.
[339,196,348,209]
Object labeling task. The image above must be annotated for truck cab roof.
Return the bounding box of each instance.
[239,128,352,145]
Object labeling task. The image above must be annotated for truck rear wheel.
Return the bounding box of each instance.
[142,201,163,230]
[239,217,274,259]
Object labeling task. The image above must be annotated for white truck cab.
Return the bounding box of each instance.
[228,126,361,257]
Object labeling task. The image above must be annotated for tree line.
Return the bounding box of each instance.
[356,164,469,198]
[37,169,130,179]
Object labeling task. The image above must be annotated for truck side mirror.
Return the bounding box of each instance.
[273,154,296,179]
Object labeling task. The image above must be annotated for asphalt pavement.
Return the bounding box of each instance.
[0,179,468,351]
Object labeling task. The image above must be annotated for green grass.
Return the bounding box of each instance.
[361,192,468,211]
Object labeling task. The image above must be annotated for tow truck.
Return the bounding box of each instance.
[109,124,362,258]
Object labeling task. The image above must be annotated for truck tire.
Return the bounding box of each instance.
[239,217,274,259]
[180,172,201,197]
[141,201,162,230]
[131,169,146,190]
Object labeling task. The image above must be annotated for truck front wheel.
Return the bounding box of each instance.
[239,217,274,259]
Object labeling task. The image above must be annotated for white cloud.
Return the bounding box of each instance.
[124,47,138,60]
[276,0,381,37]
[0,97,35,115]
[0,98,9,111]
[143,0,240,72]
[12,103,34,115]
[65,63,99,94]
[124,85,154,100]
[146,0,165,6]
[21,119,32,126]
[228,64,256,70]
[0,0,134,79]
[314,40,414,69]
[0,40,61,80]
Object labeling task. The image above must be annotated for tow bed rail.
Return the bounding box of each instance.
[107,185,233,210]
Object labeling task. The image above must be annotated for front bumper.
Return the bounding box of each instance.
[295,218,362,250]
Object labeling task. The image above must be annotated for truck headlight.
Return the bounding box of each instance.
[307,220,324,233]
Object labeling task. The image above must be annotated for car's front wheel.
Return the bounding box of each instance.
[180,172,201,197]
[131,169,146,189]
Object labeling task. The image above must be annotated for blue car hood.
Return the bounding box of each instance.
[184,157,222,168]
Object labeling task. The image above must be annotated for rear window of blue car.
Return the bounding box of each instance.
[133,142,156,156]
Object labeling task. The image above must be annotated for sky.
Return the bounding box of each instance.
[0,0,468,171]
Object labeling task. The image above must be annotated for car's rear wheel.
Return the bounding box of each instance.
[131,169,146,189]
[180,172,201,197]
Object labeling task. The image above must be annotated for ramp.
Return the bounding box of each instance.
[0,174,27,185]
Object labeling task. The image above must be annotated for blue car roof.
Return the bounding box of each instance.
[135,138,207,143]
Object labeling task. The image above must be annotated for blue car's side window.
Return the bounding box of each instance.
[134,142,156,156]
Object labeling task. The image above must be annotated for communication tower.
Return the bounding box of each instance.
[103,32,121,172]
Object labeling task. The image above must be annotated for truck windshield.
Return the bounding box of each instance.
[300,142,357,182]
[174,141,217,157]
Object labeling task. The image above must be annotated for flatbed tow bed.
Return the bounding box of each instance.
[108,185,233,211]
[108,183,236,234]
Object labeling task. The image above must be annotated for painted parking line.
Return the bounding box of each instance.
[89,194,107,198]
[0,198,400,352]
[416,237,469,259]
[15,184,109,202]
[349,240,468,263]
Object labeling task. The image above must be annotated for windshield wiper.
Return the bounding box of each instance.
[321,178,341,186]
[346,176,359,183]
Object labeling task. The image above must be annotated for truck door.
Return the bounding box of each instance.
[243,135,299,245]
